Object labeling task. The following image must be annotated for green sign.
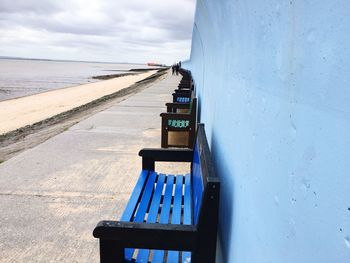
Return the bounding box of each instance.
[168,120,190,128]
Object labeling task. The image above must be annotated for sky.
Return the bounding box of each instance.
[0,0,196,65]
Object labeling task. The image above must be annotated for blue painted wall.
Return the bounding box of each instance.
[183,1,350,262]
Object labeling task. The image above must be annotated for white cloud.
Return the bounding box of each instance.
[0,0,196,64]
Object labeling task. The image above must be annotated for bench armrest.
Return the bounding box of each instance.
[165,102,190,112]
[93,221,197,251]
[139,148,193,161]
[139,148,193,170]
[160,112,192,119]
[174,90,192,94]
[165,102,190,107]
[160,112,191,120]
[172,92,191,97]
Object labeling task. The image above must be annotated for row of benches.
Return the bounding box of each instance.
[161,70,197,149]
[93,69,220,263]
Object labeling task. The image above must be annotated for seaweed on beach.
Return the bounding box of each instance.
[129,67,167,72]
[91,72,137,80]
[92,67,168,80]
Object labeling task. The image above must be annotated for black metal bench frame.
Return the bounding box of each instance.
[93,124,220,263]
[178,69,193,89]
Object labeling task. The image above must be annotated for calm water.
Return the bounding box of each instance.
[0,58,153,101]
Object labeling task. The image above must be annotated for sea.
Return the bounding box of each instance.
[0,58,155,102]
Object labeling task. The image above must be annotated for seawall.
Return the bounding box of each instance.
[184,1,350,262]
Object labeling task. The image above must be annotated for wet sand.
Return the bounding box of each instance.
[0,70,157,135]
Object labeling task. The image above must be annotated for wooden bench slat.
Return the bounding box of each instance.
[152,175,175,262]
[159,175,175,223]
[172,175,184,224]
[120,170,149,261]
[182,173,192,263]
[133,171,157,222]
[182,252,191,263]
[148,173,166,222]
[120,170,149,222]
[125,171,157,261]
[183,173,192,225]
[167,175,184,262]
[136,173,166,262]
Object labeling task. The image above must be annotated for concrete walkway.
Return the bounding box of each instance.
[0,72,188,262]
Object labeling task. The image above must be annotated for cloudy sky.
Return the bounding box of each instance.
[0,0,196,65]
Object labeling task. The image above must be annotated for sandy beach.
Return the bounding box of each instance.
[0,70,157,135]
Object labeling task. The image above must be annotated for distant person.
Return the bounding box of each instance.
[172,65,175,75]
[179,61,182,68]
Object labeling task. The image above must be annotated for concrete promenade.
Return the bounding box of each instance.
[0,71,188,262]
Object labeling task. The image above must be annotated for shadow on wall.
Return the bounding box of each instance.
[211,130,234,263]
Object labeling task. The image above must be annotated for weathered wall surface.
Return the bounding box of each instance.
[183,1,350,262]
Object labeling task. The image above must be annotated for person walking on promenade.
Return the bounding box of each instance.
[172,64,175,75]
[175,63,179,75]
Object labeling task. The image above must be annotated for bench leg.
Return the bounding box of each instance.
[191,245,216,263]
[188,128,195,149]
[161,119,169,148]
[191,183,220,263]
[99,239,124,263]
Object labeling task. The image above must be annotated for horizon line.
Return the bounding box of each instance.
[0,55,153,66]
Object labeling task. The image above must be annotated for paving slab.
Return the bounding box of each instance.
[0,71,190,262]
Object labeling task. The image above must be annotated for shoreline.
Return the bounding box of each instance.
[0,70,159,134]
[91,67,167,80]
[0,69,168,162]
[0,57,168,102]
[0,68,160,103]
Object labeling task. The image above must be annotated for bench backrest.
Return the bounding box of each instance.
[190,124,220,261]
[173,89,194,103]
[191,124,220,225]
[189,97,197,117]
[175,96,191,103]
[179,68,192,80]
[192,139,204,224]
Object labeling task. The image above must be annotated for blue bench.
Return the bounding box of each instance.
[93,124,220,263]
